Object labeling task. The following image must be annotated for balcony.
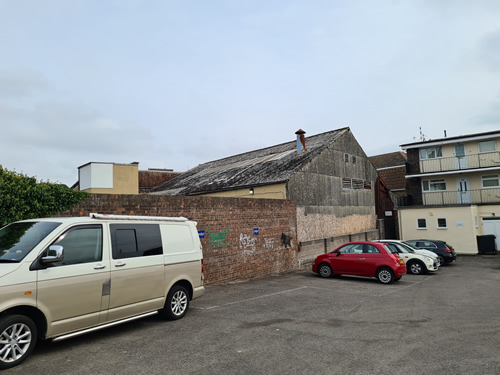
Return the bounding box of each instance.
[400,188,500,206]
[419,151,500,173]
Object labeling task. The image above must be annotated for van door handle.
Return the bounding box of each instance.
[115,262,126,267]
[94,264,106,270]
[359,258,366,261]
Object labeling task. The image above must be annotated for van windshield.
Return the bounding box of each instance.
[0,221,61,262]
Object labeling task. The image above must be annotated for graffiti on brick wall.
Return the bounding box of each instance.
[281,233,292,249]
[264,237,274,249]
[240,233,258,255]
[206,226,230,248]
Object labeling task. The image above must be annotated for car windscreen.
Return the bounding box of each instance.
[397,243,414,253]
[0,221,61,262]
[402,241,421,252]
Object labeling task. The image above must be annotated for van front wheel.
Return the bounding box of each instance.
[160,285,190,320]
[0,315,37,370]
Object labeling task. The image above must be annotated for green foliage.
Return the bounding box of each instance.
[0,165,89,227]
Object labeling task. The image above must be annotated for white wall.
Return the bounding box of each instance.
[79,163,113,190]
[398,206,483,254]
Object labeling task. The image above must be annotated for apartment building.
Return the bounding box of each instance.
[398,130,500,254]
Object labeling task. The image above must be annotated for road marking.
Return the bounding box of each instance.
[192,286,308,310]
[377,276,433,297]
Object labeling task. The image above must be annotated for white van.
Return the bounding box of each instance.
[0,213,205,369]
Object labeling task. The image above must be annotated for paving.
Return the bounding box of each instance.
[6,255,500,375]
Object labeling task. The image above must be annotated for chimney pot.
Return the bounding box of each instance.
[295,129,306,153]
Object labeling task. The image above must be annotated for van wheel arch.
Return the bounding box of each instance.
[159,284,191,320]
[2,306,47,340]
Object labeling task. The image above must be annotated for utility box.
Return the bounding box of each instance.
[476,235,497,255]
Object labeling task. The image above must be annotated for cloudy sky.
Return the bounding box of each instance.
[1,0,499,186]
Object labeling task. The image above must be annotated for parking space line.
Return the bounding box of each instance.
[377,276,433,297]
[192,286,308,310]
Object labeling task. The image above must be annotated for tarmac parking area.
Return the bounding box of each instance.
[8,255,500,375]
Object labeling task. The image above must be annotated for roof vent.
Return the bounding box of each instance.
[295,129,306,153]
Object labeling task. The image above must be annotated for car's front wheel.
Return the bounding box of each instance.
[0,315,37,370]
[318,263,333,278]
[376,267,394,284]
[408,260,425,275]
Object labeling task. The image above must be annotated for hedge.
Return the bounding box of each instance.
[0,165,89,227]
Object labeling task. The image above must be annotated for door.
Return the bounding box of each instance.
[107,223,165,322]
[454,144,468,169]
[482,219,500,250]
[457,177,471,204]
[36,225,110,337]
[331,243,365,274]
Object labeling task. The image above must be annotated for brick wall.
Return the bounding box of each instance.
[58,194,298,284]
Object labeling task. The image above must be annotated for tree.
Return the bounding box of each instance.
[0,165,89,227]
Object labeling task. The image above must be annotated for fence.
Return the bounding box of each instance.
[420,151,500,173]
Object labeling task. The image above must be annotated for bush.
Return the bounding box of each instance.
[0,165,89,227]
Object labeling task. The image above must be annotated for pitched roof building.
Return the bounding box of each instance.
[369,151,408,198]
[153,128,379,245]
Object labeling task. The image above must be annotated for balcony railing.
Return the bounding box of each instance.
[399,188,500,206]
[419,151,500,173]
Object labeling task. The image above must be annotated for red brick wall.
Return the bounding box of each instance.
[138,171,182,193]
[58,194,298,284]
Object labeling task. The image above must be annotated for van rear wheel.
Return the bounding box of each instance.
[160,285,190,320]
[0,315,37,370]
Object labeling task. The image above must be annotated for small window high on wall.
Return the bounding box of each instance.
[417,218,427,229]
[437,218,447,229]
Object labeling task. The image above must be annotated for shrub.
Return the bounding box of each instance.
[0,165,89,227]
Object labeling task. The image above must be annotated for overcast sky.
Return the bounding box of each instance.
[1,0,499,186]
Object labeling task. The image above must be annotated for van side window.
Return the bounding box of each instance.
[50,225,102,266]
[111,224,162,259]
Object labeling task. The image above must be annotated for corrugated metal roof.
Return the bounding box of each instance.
[151,128,349,196]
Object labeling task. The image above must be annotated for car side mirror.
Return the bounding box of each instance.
[336,252,341,257]
[41,245,64,263]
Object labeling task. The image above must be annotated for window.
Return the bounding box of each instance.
[344,153,349,163]
[419,147,442,160]
[364,180,372,190]
[417,218,427,229]
[482,174,500,188]
[352,155,356,164]
[50,225,103,266]
[478,140,496,153]
[437,218,447,229]
[364,244,380,254]
[337,243,364,254]
[421,241,437,248]
[385,243,400,254]
[0,221,61,262]
[111,224,163,259]
[422,179,446,191]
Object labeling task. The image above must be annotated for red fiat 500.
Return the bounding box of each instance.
[312,241,406,284]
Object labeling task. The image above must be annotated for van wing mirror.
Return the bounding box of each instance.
[41,245,64,263]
